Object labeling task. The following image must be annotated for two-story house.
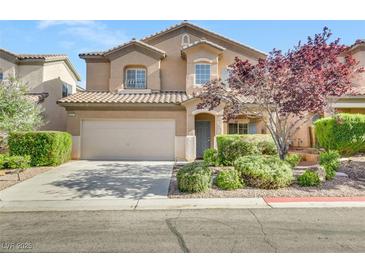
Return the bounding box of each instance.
[58,22,267,161]
[58,22,365,161]
[0,49,80,131]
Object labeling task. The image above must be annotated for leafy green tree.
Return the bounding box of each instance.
[0,78,44,145]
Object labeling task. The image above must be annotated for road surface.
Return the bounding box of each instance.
[1,208,364,252]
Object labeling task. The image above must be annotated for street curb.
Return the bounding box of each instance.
[264,196,365,208]
[0,197,365,212]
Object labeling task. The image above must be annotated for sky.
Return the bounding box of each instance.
[1,20,365,87]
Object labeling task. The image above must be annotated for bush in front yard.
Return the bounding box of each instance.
[203,148,219,166]
[177,162,212,193]
[314,113,365,155]
[319,150,340,180]
[234,155,293,189]
[8,131,72,166]
[297,170,321,187]
[216,169,243,190]
[216,134,276,165]
[0,154,7,169]
[285,153,302,168]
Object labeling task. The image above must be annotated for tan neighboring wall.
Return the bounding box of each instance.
[41,61,78,131]
[0,56,18,78]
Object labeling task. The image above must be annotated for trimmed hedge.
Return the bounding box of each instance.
[0,154,31,170]
[216,134,277,166]
[177,162,212,193]
[8,131,72,166]
[216,169,243,190]
[234,155,293,189]
[314,113,365,155]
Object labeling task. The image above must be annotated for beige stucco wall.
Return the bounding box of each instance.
[109,50,161,91]
[41,61,77,131]
[85,61,110,91]
[0,56,18,79]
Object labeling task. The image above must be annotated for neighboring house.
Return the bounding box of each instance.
[57,22,365,161]
[291,40,365,148]
[58,22,267,161]
[0,49,81,131]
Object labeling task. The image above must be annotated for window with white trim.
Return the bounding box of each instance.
[62,82,73,97]
[228,123,248,134]
[195,63,211,85]
[221,68,229,85]
[125,68,146,89]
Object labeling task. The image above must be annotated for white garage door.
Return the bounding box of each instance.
[81,119,175,160]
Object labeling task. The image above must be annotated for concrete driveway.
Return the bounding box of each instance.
[0,161,174,201]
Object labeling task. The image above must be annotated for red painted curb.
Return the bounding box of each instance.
[264,196,365,203]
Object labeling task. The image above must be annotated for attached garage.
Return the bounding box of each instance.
[81,119,175,160]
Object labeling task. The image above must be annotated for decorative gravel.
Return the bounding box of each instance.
[0,167,53,191]
[168,157,365,198]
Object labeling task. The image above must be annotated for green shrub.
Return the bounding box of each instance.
[177,162,212,193]
[203,148,219,166]
[297,170,321,187]
[234,155,293,189]
[314,113,365,155]
[257,140,278,155]
[319,150,340,180]
[216,134,276,166]
[216,169,243,190]
[0,154,7,169]
[6,155,31,170]
[285,153,302,168]
[8,131,72,166]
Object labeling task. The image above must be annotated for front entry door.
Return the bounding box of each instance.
[195,121,211,159]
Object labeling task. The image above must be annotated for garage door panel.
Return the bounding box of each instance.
[81,120,175,160]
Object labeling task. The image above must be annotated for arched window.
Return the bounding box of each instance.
[181,34,190,46]
[125,67,146,89]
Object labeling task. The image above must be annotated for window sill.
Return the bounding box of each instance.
[119,88,151,93]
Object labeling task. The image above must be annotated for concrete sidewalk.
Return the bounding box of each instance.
[0,196,364,212]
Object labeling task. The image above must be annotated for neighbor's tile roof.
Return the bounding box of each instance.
[58,91,192,105]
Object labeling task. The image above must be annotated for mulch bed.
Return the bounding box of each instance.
[0,167,53,191]
[168,156,365,198]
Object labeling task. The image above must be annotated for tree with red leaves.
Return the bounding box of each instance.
[198,27,363,160]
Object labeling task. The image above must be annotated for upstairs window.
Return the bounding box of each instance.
[126,68,146,89]
[221,68,230,85]
[195,63,211,85]
[62,82,73,97]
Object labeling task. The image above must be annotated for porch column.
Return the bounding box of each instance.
[185,112,196,161]
[214,114,224,149]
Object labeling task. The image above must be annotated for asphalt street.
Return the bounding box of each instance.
[1,208,364,252]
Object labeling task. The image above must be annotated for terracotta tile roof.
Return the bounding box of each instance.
[0,49,81,81]
[182,39,226,51]
[58,91,192,105]
[25,92,49,104]
[79,40,166,58]
[1,48,67,60]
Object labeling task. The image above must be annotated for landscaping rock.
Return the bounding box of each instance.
[335,172,349,178]
[293,164,326,182]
